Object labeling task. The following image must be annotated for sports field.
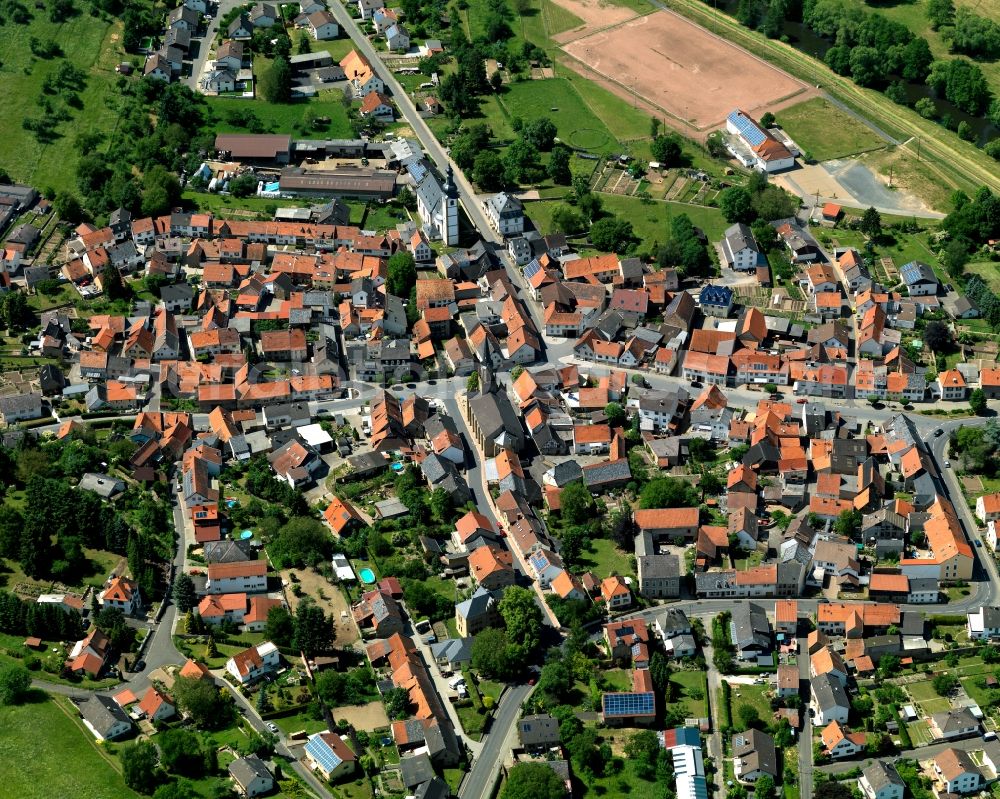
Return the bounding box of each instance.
[561,9,811,133]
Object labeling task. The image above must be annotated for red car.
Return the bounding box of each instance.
[796,398,807,404]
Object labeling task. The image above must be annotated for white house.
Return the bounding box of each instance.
[144,53,172,82]
[205,560,268,594]
[305,732,357,780]
[201,67,237,94]
[821,721,864,759]
[721,223,762,272]
[977,492,1000,524]
[933,749,982,795]
[484,192,525,238]
[901,260,939,297]
[725,109,795,173]
[810,674,850,726]
[99,577,142,616]
[229,755,274,798]
[226,641,280,684]
[859,762,905,799]
[967,606,1000,640]
[79,695,133,741]
[306,9,338,39]
[385,23,409,52]
[357,0,384,19]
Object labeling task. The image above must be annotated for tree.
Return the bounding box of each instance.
[927,0,954,29]
[589,216,635,254]
[547,145,572,184]
[835,509,862,538]
[815,782,853,799]
[498,586,542,660]
[172,573,196,612]
[54,192,84,224]
[293,597,333,657]
[560,481,595,526]
[265,605,294,646]
[759,112,775,128]
[472,151,506,191]
[172,676,231,730]
[550,204,585,235]
[970,388,987,415]
[159,729,210,777]
[927,58,991,116]
[924,320,952,352]
[466,371,480,392]
[604,402,626,427]
[387,251,417,298]
[933,673,958,696]
[624,730,660,778]
[270,516,331,568]
[943,238,970,280]
[639,477,699,509]
[0,662,31,705]
[951,9,1000,59]
[737,703,761,730]
[650,134,682,167]
[121,740,161,794]
[849,46,882,87]
[471,627,517,679]
[503,137,540,184]
[500,763,566,799]
[857,209,882,243]
[522,118,557,151]
[753,775,775,799]
[259,56,292,103]
[719,186,755,223]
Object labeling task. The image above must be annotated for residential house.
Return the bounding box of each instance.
[79,695,133,741]
[229,755,274,797]
[455,587,501,637]
[226,641,281,684]
[822,721,865,759]
[732,728,778,783]
[859,762,905,799]
[305,732,357,781]
[810,674,850,725]
[933,748,981,795]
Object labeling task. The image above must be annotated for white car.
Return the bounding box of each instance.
[266,722,279,733]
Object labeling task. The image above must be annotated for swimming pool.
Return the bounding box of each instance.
[264,182,280,192]
[226,498,239,509]
[359,568,376,584]
[240,530,253,540]
[391,462,404,472]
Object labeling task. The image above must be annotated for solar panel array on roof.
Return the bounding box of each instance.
[523,259,541,279]
[305,736,343,773]
[602,691,655,717]
[727,111,767,147]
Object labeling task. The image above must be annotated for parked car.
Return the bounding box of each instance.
[934,428,944,437]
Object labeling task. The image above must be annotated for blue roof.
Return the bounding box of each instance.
[305,735,343,773]
[727,110,767,147]
[701,285,733,306]
[602,691,655,717]
[900,260,936,285]
[668,727,702,748]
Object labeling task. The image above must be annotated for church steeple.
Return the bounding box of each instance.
[444,164,459,200]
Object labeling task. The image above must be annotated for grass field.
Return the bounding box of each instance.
[907,719,933,746]
[540,0,585,34]
[776,98,885,162]
[495,79,619,151]
[578,537,634,579]
[0,11,124,193]
[671,670,709,718]
[205,92,354,138]
[0,694,140,799]
[526,193,727,252]
[729,682,772,727]
[906,680,943,701]
[966,262,1000,294]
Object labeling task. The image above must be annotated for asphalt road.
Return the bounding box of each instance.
[187,0,244,91]
[459,683,534,799]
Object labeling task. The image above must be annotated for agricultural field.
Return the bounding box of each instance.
[776,98,886,162]
[0,695,140,799]
[0,11,125,193]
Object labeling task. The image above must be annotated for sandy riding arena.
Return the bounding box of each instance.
[549,0,641,43]
[561,10,811,132]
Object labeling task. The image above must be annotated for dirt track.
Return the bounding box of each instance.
[560,8,814,134]
[549,0,640,42]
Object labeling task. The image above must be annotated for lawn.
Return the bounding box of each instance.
[602,668,634,691]
[205,92,354,138]
[494,78,620,152]
[906,680,943,701]
[455,702,489,740]
[0,11,125,193]
[584,756,664,799]
[671,670,709,719]
[906,719,933,747]
[776,97,886,162]
[729,682,772,727]
[525,193,727,251]
[966,262,1000,295]
[0,694,140,799]
[578,537,635,580]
